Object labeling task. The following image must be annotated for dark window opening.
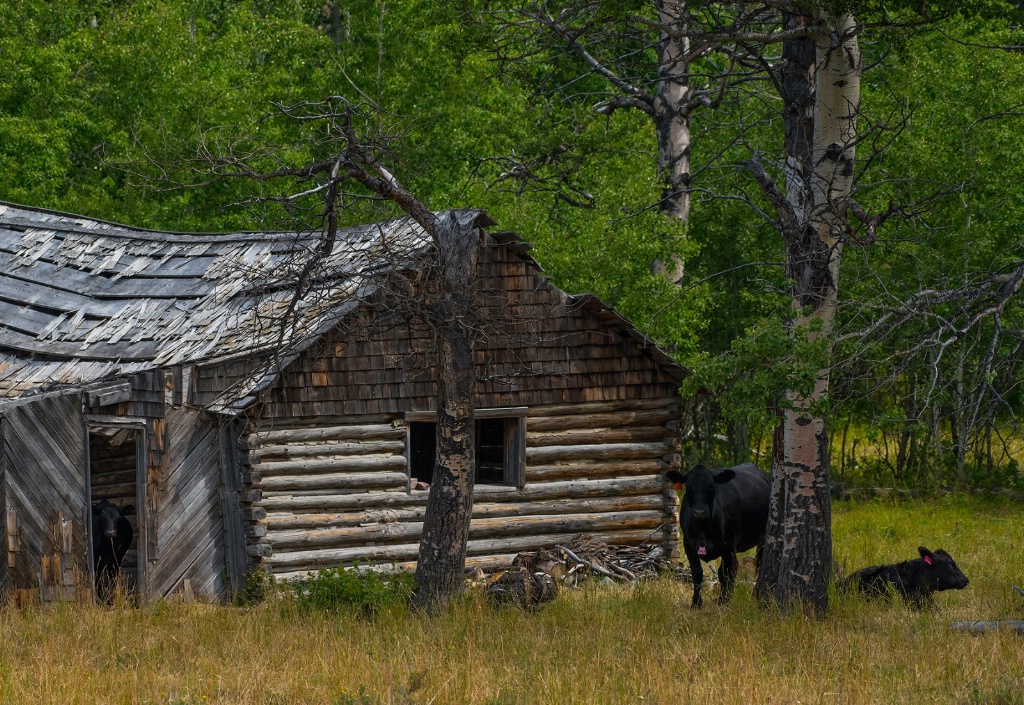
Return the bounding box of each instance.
[407,415,525,490]
[409,421,436,486]
[475,418,506,485]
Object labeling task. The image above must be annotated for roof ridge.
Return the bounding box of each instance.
[0,200,487,242]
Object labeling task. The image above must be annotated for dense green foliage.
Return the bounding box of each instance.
[289,566,415,616]
[0,1,1021,487]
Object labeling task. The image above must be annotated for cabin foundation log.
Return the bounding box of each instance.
[265,528,670,571]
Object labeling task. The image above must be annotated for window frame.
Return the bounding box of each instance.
[404,407,527,491]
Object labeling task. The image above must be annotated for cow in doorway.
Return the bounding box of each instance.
[665,463,771,608]
[92,499,134,602]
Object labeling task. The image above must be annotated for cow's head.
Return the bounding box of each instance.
[919,546,969,591]
[92,500,134,540]
[666,465,736,521]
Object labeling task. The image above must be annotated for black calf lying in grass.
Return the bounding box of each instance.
[844,547,969,608]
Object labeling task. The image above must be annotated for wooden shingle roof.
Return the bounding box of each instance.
[0,202,686,402]
[0,202,464,396]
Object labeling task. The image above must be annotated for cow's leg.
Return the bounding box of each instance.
[686,548,704,609]
[718,551,739,604]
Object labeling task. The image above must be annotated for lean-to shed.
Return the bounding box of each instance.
[0,201,686,602]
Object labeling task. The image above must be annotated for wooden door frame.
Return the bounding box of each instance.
[84,416,148,603]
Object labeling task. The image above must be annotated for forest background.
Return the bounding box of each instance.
[1,0,1022,491]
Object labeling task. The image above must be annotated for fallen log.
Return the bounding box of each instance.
[950,621,1024,634]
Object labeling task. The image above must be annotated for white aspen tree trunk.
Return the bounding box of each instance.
[758,10,860,613]
[652,0,691,282]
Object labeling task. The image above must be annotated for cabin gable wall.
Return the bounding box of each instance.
[259,236,680,418]
[237,237,683,578]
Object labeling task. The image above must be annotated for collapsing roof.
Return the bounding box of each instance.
[0,201,685,403]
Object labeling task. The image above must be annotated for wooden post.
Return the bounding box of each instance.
[6,507,18,568]
[61,514,72,556]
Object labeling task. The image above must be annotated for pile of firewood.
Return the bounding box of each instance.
[482,535,700,608]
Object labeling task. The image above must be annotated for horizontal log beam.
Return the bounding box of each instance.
[265,510,666,550]
[527,398,680,417]
[254,440,406,462]
[526,410,676,433]
[260,471,408,492]
[263,495,666,530]
[246,424,404,447]
[525,442,669,463]
[265,528,669,570]
[89,482,137,500]
[272,554,519,583]
[256,476,664,512]
[405,407,528,422]
[258,455,407,477]
[527,426,672,447]
[526,460,667,482]
[474,495,665,519]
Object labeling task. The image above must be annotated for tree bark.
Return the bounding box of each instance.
[779,11,816,223]
[412,214,480,611]
[650,0,692,282]
[655,0,692,225]
[757,10,860,614]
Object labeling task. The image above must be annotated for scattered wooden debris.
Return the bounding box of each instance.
[483,568,558,609]
[507,534,699,588]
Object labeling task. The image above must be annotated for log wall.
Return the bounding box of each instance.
[244,398,681,579]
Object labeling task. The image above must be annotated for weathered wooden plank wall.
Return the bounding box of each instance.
[1,393,88,597]
[245,398,680,580]
[146,407,227,600]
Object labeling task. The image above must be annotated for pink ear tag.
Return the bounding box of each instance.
[923,555,933,565]
[697,545,707,556]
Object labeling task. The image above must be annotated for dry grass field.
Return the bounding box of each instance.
[1,496,1022,705]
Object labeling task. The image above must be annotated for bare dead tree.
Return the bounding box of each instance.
[488,1,794,281]
[126,97,520,610]
[834,257,1024,484]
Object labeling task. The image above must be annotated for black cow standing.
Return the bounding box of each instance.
[665,463,770,608]
[843,546,969,608]
[91,499,135,602]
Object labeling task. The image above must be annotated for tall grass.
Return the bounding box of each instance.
[1,497,1022,704]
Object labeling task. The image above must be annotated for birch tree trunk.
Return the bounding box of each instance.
[757,10,860,613]
[655,0,692,225]
[651,0,692,282]
[412,214,480,610]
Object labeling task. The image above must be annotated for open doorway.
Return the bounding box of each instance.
[88,426,143,601]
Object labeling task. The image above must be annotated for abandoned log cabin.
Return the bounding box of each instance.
[0,201,686,603]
